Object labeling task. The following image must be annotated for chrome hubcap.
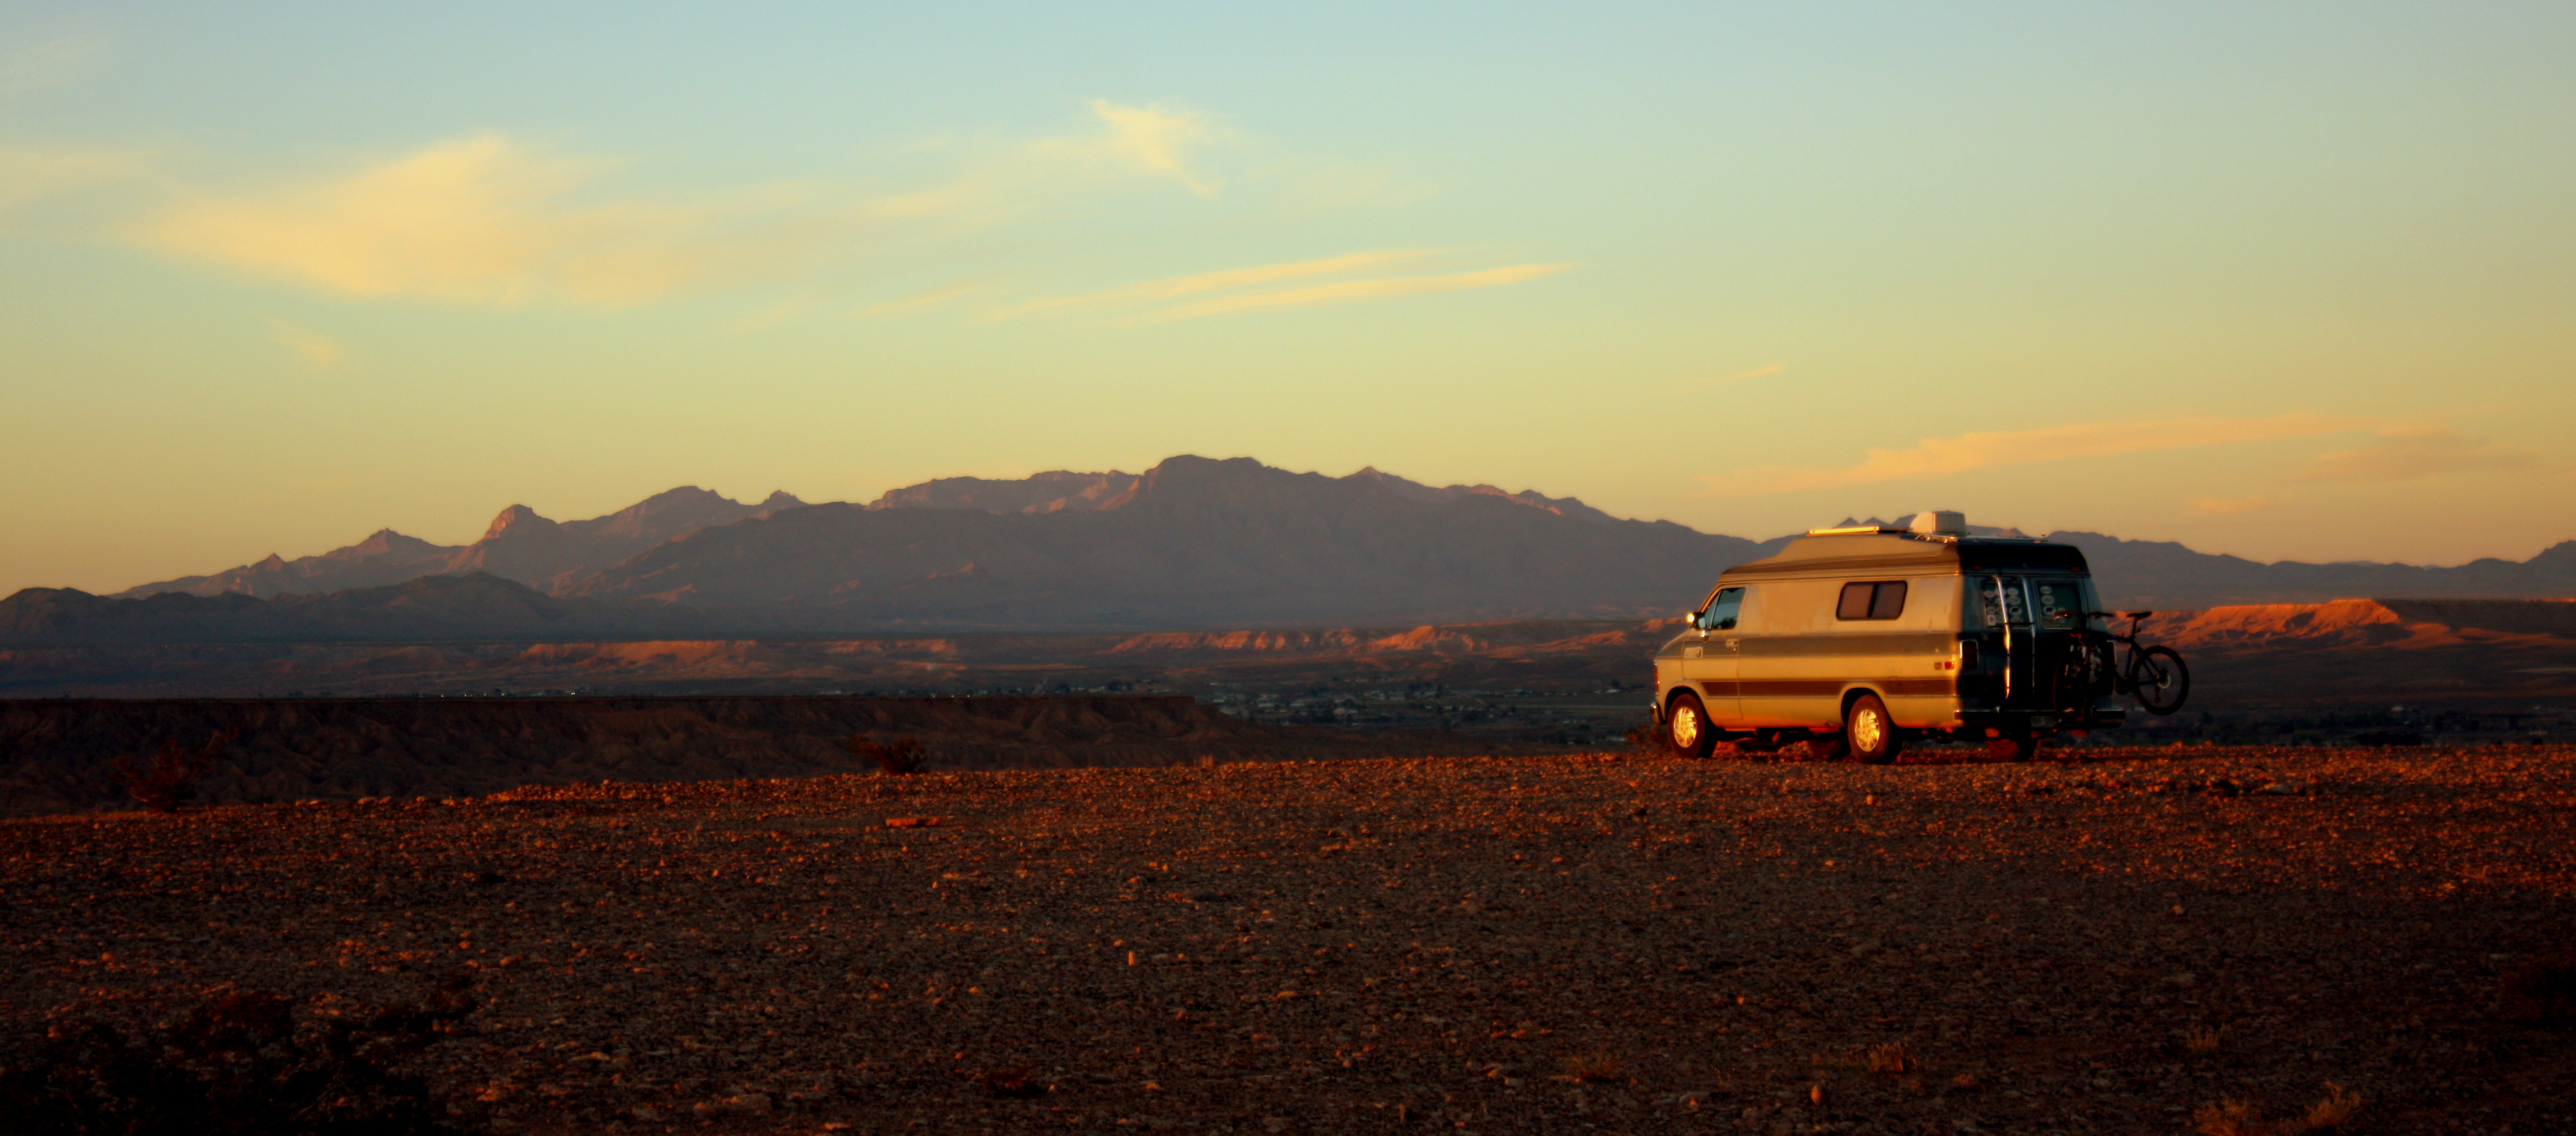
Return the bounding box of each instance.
[1853,708,1885,752]
[1672,706,1700,747]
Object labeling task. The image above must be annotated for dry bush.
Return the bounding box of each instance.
[2194,1099,2270,1136]
[846,734,927,775]
[2184,1025,2224,1055]
[111,730,235,813]
[0,975,482,1135]
[2192,1084,2365,1136]
[2501,955,2576,1024]
[975,1065,1046,1098]
[1558,1051,1624,1082]
[2305,1083,2364,1130]
[1866,1041,1919,1073]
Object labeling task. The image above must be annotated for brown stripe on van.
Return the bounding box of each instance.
[1735,633,1957,657]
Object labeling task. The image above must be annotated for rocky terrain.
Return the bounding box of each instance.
[4,744,2571,1134]
[0,696,1556,820]
[5,601,2572,754]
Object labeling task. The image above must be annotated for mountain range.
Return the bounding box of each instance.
[7,453,2573,645]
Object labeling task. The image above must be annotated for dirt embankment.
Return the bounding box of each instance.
[4,746,2570,1134]
[0,696,1547,819]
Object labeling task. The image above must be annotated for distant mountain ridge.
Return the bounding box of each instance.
[18,455,2572,648]
[117,486,806,600]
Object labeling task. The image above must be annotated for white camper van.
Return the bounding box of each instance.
[1652,512,2174,763]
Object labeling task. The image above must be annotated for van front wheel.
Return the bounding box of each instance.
[1666,692,1718,760]
[1844,694,1903,764]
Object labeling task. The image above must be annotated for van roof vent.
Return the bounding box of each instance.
[1908,510,1968,536]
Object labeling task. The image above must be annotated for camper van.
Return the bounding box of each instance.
[1652,511,2128,763]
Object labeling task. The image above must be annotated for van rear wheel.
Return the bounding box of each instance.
[1666,691,1718,760]
[1844,693,1903,764]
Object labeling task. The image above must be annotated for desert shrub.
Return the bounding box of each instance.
[2502,955,2576,1025]
[2191,1084,2366,1136]
[111,731,236,813]
[0,975,482,1135]
[2194,1099,2268,1136]
[846,735,927,775]
[975,1066,1046,1098]
[1558,1051,1623,1082]
[1865,1040,1918,1073]
[2305,1083,2364,1130]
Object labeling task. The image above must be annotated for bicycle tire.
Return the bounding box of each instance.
[2129,645,2190,715]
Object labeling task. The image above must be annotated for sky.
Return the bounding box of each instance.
[4,1,2572,595]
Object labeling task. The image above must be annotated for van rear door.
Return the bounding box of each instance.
[1977,575,2094,711]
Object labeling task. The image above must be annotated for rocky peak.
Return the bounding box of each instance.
[481,505,555,541]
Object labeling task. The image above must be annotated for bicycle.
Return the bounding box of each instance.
[2060,610,2191,715]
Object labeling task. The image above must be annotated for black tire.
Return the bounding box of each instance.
[1666,691,1718,759]
[1844,692,1902,764]
[2130,646,2190,715]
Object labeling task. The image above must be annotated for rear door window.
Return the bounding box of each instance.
[1978,575,2088,629]
[2030,578,2089,629]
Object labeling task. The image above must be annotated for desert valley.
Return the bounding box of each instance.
[6,458,2576,1135]
[13,8,2575,1132]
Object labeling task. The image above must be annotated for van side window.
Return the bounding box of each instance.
[1836,581,1908,621]
[1698,587,1744,631]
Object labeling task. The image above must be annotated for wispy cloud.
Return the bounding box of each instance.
[1145,262,1571,321]
[1676,363,1783,391]
[124,102,1241,306]
[862,280,986,319]
[2,34,104,92]
[1701,413,2360,497]
[2187,495,2277,515]
[2295,426,2539,482]
[137,135,757,304]
[1084,100,1222,196]
[264,318,342,369]
[997,249,1436,319]
[0,146,152,216]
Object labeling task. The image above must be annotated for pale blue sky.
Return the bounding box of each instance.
[4,2,2572,593]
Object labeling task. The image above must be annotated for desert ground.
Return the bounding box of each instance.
[5,744,2572,1135]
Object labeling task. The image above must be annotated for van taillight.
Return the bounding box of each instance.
[1959,641,1981,668]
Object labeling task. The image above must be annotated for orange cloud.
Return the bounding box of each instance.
[125,103,1243,306]
[1086,100,1222,196]
[0,146,152,216]
[1702,413,2360,497]
[997,250,1438,319]
[2186,495,2277,515]
[262,318,343,369]
[1144,262,1571,321]
[2295,426,2539,482]
[1675,363,1784,390]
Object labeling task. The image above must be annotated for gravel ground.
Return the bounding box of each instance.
[5,744,2573,1135]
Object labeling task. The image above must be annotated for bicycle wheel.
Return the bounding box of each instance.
[2053,639,2115,713]
[2129,645,2190,715]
